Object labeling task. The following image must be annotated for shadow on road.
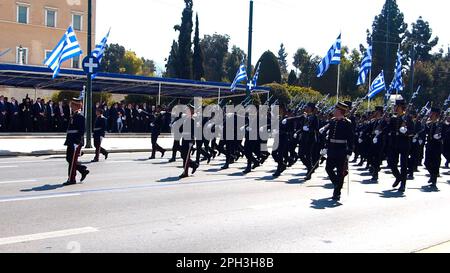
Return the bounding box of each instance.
[157,176,181,183]
[21,184,64,192]
[310,198,342,210]
[307,183,334,189]
[361,179,378,185]
[366,189,405,199]
[410,186,440,193]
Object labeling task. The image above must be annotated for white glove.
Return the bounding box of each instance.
[272,129,279,134]
[419,140,423,145]
[303,126,309,132]
[434,134,441,140]
[374,130,380,135]
[137,109,143,113]
[319,127,325,134]
[259,127,264,133]
[150,123,155,127]
[160,111,166,114]
[240,126,245,132]
[196,122,201,128]
[399,127,407,134]
[358,138,363,144]
[320,149,327,156]
[373,138,378,144]
[282,119,287,125]
[347,155,351,160]
[192,113,198,118]
[293,133,298,139]
[181,113,187,118]
[412,138,417,143]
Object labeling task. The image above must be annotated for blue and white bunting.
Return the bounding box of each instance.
[317,33,341,78]
[390,49,404,93]
[44,26,82,78]
[248,63,260,92]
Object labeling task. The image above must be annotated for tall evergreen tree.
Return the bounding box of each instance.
[403,17,439,62]
[277,43,288,79]
[174,0,194,79]
[367,0,407,84]
[287,70,297,86]
[192,13,204,81]
[165,40,179,78]
[257,51,282,85]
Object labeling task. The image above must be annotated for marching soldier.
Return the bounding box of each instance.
[63,97,89,186]
[424,108,443,190]
[299,103,320,181]
[387,99,414,193]
[322,102,354,201]
[91,108,109,162]
[179,105,199,178]
[369,106,387,182]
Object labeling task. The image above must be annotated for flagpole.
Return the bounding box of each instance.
[368,70,372,111]
[336,64,341,103]
[246,0,254,101]
[85,0,93,148]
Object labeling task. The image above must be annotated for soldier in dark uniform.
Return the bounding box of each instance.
[242,110,260,174]
[91,108,109,162]
[424,108,443,190]
[369,106,387,182]
[168,112,182,163]
[322,102,354,201]
[179,105,199,178]
[142,106,166,159]
[442,115,450,169]
[407,110,424,180]
[387,99,414,193]
[63,98,89,186]
[299,103,320,180]
[272,105,291,177]
[0,95,6,132]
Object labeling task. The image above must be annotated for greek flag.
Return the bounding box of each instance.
[368,71,386,99]
[231,63,247,92]
[92,28,110,63]
[91,28,110,79]
[44,26,82,78]
[356,46,372,85]
[249,63,260,92]
[390,49,404,92]
[317,33,341,78]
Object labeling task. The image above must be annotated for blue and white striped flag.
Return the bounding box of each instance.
[92,28,110,63]
[44,26,82,78]
[356,46,372,85]
[317,33,341,78]
[249,63,260,92]
[91,28,110,79]
[390,49,404,92]
[368,71,386,99]
[231,63,247,92]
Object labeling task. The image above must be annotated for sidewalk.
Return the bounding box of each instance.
[0,135,174,156]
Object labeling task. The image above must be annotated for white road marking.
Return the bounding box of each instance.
[0,160,58,164]
[0,179,37,185]
[0,227,99,246]
[249,201,300,210]
[104,160,136,164]
[0,166,18,169]
[0,193,81,203]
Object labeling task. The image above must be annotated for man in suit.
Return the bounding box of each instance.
[0,95,7,132]
[63,97,89,186]
[92,108,109,162]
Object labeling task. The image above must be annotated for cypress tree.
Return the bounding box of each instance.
[174,0,194,79]
[192,13,204,81]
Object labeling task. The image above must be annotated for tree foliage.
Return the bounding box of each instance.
[225,46,247,83]
[174,0,194,79]
[277,43,288,80]
[192,14,205,81]
[257,51,282,86]
[201,34,230,82]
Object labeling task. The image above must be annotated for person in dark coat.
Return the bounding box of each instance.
[92,108,109,162]
[63,98,89,186]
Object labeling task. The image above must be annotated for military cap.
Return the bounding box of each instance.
[344,101,353,110]
[335,102,350,112]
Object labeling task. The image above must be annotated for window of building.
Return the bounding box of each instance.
[17,5,29,24]
[16,47,28,64]
[72,55,81,69]
[45,9,57,28]
[44,50,52,62]
[72,14,82,31]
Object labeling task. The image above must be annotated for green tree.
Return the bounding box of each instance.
[403,16,439,62]
[174,0,194,79]
[287,70,297,85]
[140,58,156,76]
[122,51,144,75]
[201,33,230,81]
[265,83,291,106]
[367,0,407,84]
[225,45,247,82]
[165,40,179,78]
[123,94,154,105]
[257,51,282,85]
[277,43,288,80]
[192,13,204,81]
[293,48,317,87]
[100,43,126,73]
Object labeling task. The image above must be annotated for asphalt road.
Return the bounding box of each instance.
[0,151,450,253]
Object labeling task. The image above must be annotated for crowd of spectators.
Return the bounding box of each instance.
[0,94,172,133]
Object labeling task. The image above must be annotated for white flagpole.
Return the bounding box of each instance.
[336,64,341,103]
[368,70,372,111]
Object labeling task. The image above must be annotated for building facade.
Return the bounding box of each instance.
[0,0,96,69]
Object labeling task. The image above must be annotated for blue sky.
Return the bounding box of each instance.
[96,0,450,75]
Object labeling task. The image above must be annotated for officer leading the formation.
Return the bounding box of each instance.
[63,97,89,186]
[321,102,354,201]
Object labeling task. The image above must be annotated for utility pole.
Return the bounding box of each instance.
[85,0,93,148]
[246,0,254,100]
